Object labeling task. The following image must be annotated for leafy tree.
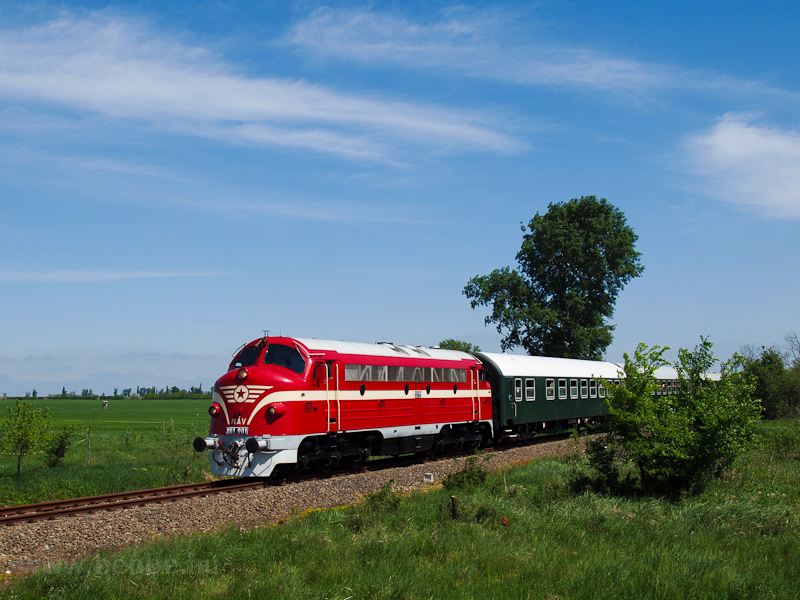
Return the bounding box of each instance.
[0,399,52,476]
[464,196,643,360]
[741,346,800,419]
[438,339,482,354]
[586,339,761,495]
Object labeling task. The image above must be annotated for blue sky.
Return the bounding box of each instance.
[1,1,798,396]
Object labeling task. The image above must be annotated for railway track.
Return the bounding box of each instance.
[0,478,270,526]
[1,433,573,527]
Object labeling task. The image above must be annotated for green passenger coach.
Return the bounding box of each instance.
[474,352,624,441]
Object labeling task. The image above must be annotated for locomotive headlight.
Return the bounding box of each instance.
[208,402,222,417]
[266,402,287,418]
[237,368,248,381]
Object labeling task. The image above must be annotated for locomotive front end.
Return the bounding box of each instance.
[194,337,312,477]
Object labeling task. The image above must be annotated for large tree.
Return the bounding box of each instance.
[464,196,643,359]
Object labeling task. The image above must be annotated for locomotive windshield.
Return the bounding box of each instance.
[232,344,262,368]
[264,344,306,375]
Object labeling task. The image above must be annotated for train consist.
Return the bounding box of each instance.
[193,336,681,477]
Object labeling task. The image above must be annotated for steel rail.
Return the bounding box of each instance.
[0,478,268,526]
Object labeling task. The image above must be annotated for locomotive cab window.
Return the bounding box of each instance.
[263,344,306,375]
[233,345,262,368]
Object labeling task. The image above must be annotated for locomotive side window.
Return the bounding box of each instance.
[263,344,306,374]
[525,378,535,401]
[570,379,578,399]
[344,365,470,383]
[580,379,588,399]
[558,379,567,399]
[546,379,555,400]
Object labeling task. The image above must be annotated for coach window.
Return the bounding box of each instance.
[558,379,567,400]
[580,379,588,399]
[589,379,597,398]
[546,379,555,400]
[263,344,306,375]
[525,378,535,401]
[514,378,522,402]
[599,382,606,398]
[570,379,578,399]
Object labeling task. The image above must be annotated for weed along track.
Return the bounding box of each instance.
[0,437,575,575]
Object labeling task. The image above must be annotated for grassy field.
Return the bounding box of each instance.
[0,397,214,505]
[2,420,799,599]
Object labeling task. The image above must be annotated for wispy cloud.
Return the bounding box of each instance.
[0,270,223,283]
[685,114,800,220]
[0,13,522,161]
[288,6,793,102]
[289,7,673,94]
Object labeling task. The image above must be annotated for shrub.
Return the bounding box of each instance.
[45,425,78,468]
[587,338,762,495]
[442,452,490,492]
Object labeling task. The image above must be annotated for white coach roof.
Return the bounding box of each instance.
[294,338,474,362]
[476,352,623,379]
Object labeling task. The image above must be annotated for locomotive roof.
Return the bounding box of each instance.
[293,338,475,363]
[475,351,623,379]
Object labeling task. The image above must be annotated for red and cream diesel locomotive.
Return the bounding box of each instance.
[193,336,493,477]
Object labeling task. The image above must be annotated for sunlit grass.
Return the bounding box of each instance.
[5,420,800,599]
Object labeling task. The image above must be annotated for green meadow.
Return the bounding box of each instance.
[2,420,799,599]
[0,397,215,506]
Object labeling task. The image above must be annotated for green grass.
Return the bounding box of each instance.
[0,397,214,505]
[4,420,800,599]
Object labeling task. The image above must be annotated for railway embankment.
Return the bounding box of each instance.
[0,438,575,574]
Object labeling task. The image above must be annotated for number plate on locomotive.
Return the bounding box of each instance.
[226,426,249,435]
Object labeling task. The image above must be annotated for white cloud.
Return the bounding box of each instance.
[685,114,800,220]
[289,7,674,94]
[0,13,522,160]
[0,270,222,283]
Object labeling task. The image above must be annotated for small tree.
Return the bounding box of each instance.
[0,399,52,476]
[438,339,482,353]
[588,338,761,495]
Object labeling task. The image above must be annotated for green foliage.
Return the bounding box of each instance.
[587,338,762,495]
[464,195,643,359]
[437,339,481,353]
[8,431,800,599]
[363,479,401,512]
[742,346,800,419]
[45,425,78,468]
[0,399,52,476]
[442,451,490,491]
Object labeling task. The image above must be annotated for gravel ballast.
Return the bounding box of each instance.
[0,439,574,575]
